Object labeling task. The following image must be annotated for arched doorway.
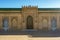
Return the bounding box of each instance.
[51,17,57,31]
[3,18,9,31]
[27,16,33,29]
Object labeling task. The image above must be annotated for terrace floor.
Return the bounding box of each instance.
[0,29,60,37]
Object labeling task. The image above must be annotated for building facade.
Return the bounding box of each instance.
[0,6,60,31]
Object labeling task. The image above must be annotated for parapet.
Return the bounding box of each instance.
[22,5,38,8]
[22,5,38,11]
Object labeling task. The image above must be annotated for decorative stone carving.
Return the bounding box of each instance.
[41,16,48,31]
[11,17,18,30]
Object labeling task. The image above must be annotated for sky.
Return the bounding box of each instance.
[0,0,60,8]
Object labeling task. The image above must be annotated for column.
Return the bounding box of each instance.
[57,16,59,30]
[8,16,11,31]
[22,14,26,30]
[18,15,22,30]
[0,16,3,30]
[48,16,51,31]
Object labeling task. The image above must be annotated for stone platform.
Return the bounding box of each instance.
[0,30,60,37]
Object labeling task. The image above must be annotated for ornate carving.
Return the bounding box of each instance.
[41,16,48,31]
[11,16,18,30]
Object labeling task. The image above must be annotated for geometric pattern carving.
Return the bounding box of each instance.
[11,17,18,29]
[12,19,17,27]
[41,16,48,31]
[42,18,48,27]
[42,17,48,27]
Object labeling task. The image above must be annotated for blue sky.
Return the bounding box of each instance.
[0,0,60,8]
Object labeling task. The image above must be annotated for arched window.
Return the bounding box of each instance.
[3,18,9,31]
[51,17,57,31]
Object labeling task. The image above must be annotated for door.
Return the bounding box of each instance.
[27,16,33,29]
